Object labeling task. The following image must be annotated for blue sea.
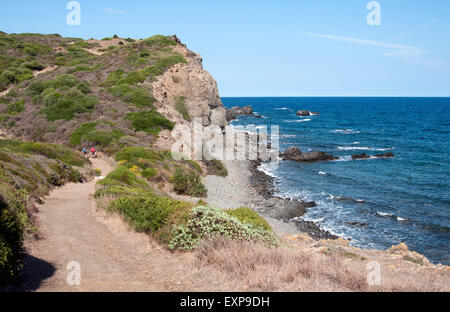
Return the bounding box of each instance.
[222,97,450,265]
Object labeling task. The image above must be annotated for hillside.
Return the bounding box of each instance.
[0,32,225,151]
[0,32,231,284]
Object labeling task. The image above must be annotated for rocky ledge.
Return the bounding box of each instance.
[296,110,320,116]
[352,152,395,159]
[281,147,338,162]
[248,160,338,240]
[226,105,254,121]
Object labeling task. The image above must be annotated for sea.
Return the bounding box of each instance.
[222,97,450,265]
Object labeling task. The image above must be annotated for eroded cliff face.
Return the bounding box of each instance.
[150,44,226,127]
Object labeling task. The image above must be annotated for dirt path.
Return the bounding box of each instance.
[18,157,236,292]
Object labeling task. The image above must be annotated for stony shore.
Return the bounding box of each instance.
[204,159,337,239]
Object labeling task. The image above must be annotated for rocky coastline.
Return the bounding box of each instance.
[247,160,338,240]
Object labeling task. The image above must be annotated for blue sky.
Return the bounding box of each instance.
[1,0,449,96]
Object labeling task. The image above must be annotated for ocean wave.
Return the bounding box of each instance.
[283,119,311,123]
[274,107,289,110]
[330,129,360,134]
[333,155,352,162]
[258,162,278,178]
[397,216,408,221]
[337,146,394,151]
[352,142,361,145]
[318,171,327,175]
[377,211,394,217]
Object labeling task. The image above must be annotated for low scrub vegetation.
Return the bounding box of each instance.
[169,206,278,251]
[125,110,174,135]
[0,139,88,284]
[205,159,228,177]
[172,168,207,197]
[174,96,190,121]
[225,207,272,232]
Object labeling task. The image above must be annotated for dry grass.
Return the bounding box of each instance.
[195,237,450,292]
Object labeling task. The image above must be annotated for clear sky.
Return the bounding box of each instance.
[1,0,449,97]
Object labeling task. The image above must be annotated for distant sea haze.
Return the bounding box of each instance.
[222,97,450,265]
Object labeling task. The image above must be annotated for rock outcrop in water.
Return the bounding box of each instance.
[352,153,370,160]
[226,105,254,121]
[281,147,338,162]
[374,152,394,158]
[296,110,320,116]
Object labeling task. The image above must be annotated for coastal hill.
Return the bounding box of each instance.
[0,32,448,291]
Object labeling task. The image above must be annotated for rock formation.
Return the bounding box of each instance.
[281,147,338,162]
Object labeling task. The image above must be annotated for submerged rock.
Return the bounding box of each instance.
[296,110,311,116]
[374,152,394,158]
[352,153,370,160]
[281,147,338,162]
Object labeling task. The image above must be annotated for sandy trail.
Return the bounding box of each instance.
[18,157,234,292]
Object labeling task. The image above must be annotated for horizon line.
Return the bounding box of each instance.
[219,95,450,98]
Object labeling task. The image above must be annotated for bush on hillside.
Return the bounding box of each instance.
[168,205,278,251]
[225,207,272,232]
[125,111,174,135]
[205,159,228,177]
[172,168,207,197]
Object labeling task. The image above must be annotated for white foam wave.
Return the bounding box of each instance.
[333,156,352,162]
[330,129,360,134]
[397,216,407,221]
[318,171,327,175]
[337,146,394,151]
[258,162,278,178]
[377,212,394,217]
[275,107,289,110]
[284,119,311,123]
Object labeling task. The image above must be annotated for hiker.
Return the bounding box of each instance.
[82,147,88,156]
[90,146,96,158]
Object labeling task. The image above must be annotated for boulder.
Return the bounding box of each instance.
[374,152,394,158]
[209,107,227,127]
[226,105,254,121]
[260,197,316,220]
[296,110,311,116]
[281,147,337,162]
[352,153,370,160]
[241,105,253,115]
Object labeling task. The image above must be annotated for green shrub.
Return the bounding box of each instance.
[77,81,91,94]
[142,54,187,81]
[0,139,87,167]
[0,167,28,284]
[225,207,272,231]
[144,35,177,48]
[101,166,148,187]
[5,100,25,115]
[101,69,124,87]
[85,130,113,148]
[142,167,157,180]
[168,206,278,251]
[108,84,156,108]
[69,122,98,146]
[175,96,190,121]
[115,147,163,163]
[126,110,174,135]
[23,61,44,71]
[172,168,207,197]
[205,159,228,177]
[187,160,202,174]
[41,89,98,121]
[109,195,190,234]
